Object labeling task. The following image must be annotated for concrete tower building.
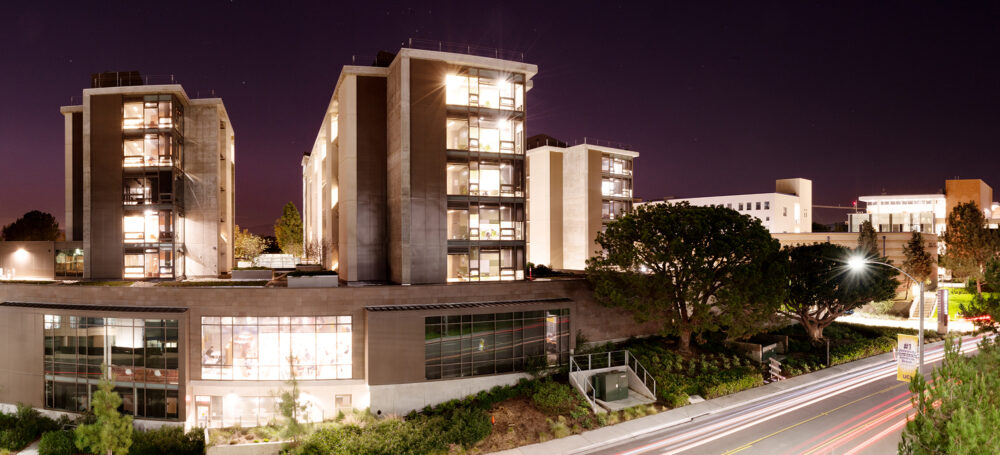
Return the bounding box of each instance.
[61,72,235,280]
[526,137,639,271]
[303,49,538,284]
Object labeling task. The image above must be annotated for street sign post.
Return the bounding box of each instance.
[897,334,919,382]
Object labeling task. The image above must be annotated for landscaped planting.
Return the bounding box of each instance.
[623,339,764,404]
[0,404,63,452]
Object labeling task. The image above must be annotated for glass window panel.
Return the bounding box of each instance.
[233,325,258,380]
[446,74,469,105]
[446,163,469,195]
[447,209,469,240]
[446,118,469,150]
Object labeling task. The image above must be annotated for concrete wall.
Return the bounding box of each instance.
[354,76,388,281]
[406,59,448,284]
[85,94,124,279]
[526,149,562,268]
[386,57,409,284]
[0,241,55,279]
[945,179,993,217]
[184,101,234,278]
[369,373,530,416]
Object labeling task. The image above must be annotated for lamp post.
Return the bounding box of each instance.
[848,256,925,374]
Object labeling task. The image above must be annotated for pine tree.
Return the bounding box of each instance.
[940,201,998,294]
[857,220,879,257]
[75,364,133,455]
[276,356,310,444]
[902,231,935,300]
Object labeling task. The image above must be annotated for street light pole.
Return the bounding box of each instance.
[849,258,925,375]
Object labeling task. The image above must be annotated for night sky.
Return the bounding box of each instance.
[2,1,999,234]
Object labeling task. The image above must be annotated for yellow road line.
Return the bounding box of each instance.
[719,382,907,455]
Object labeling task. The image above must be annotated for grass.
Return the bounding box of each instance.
[157,280,268,287]
[0,280,56,285]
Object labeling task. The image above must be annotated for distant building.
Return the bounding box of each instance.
[525,136,638,270]
[848,179,1000,234]
[59,72,235,280]
[639,178,813,234]
[302,49,538,284]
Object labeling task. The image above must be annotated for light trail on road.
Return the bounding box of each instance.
[597,334,984,455]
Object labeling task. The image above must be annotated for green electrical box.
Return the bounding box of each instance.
[591,371,629,401]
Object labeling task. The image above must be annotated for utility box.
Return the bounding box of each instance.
[591,371,629,401]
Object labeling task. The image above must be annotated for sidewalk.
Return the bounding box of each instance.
[495,338,949,455]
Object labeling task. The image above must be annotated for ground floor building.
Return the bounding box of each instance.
[0,279,658,428]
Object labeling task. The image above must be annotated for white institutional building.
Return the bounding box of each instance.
[640,178,813,234]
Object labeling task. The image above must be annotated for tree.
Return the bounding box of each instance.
[75,364,133,455]
[940,202,998,294]
[780,243,898,341]
[233,224,267,261]
[586,203,789,354]
[276,356,310,444]
[857,220,879,256]
[1,210,60,241]
[274,202,304,258]
[901,231,935,300]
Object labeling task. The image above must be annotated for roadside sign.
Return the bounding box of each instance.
[897,334,919,382]
[936,288,949,333]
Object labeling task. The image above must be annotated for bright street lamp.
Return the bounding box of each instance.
[848,256,925,374]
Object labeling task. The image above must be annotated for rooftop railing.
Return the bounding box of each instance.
[405,38,526,62]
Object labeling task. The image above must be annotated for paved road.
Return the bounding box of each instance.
[583,335,983,455]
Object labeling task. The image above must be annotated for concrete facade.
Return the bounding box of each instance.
[304,49,538,284]
[0,278,660,425]
[527,142,639,271]
[642,178,813,234]
[60,80,235,280]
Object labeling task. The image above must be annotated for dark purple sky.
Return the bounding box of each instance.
[3,2,1000,233]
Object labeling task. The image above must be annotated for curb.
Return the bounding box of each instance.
[497,336,961,455]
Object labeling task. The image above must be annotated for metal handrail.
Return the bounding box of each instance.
[570,350,657,399]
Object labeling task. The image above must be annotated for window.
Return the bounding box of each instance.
[55,249,84,278]
[44,315,179,419]
[756,202,761,210]
[196,394,284,428]
[446,163,469,195]
[445,70,525,111]
[738,203,744,211]
[764,201,770,210]
[447,209,469,240]
[335,394,352,409]
[424,310,570,380]
[783,207,788,216]
[448,246,524,281]
[727,203,732,209]
[446,118,469,150]
[200,316,352,381]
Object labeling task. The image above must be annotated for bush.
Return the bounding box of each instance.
[39,430,75,455]
[130,426,204,455]
[867,300,895,315]
[0,404,60,451]
[531,380,580,415]
[698,367,765,399]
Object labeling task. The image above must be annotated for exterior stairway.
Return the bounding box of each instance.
[568,350,657,414]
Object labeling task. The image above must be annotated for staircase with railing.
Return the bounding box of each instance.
[569,350,657,413]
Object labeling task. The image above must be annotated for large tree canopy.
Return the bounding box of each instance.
[1,210,60,241]
[781,243,898,341]
[274,202,304,258]
[586,202,788,354]
[940,201,998,293]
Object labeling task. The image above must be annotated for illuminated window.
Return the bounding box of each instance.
[446,74,469,105]
[446,163,469,195]
[447,254,470,282]
[446,118,469,150]
[447,209,469,240]
[200,316,352,381]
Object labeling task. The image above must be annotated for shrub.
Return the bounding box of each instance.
[39,430,75,455]
[130,426,204,455]
[868,300,895,315]
[0,404,60,451]
[548,416,572,439]
[531,380,580,415]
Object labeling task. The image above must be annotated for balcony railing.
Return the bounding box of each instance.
[406,38,525,62]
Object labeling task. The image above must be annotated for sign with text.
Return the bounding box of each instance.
[897,334,919,382]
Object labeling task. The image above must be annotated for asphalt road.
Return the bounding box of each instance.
[583,334,984,455]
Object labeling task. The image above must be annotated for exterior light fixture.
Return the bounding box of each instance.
[848,255,925,375]
[14,248,29,261]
